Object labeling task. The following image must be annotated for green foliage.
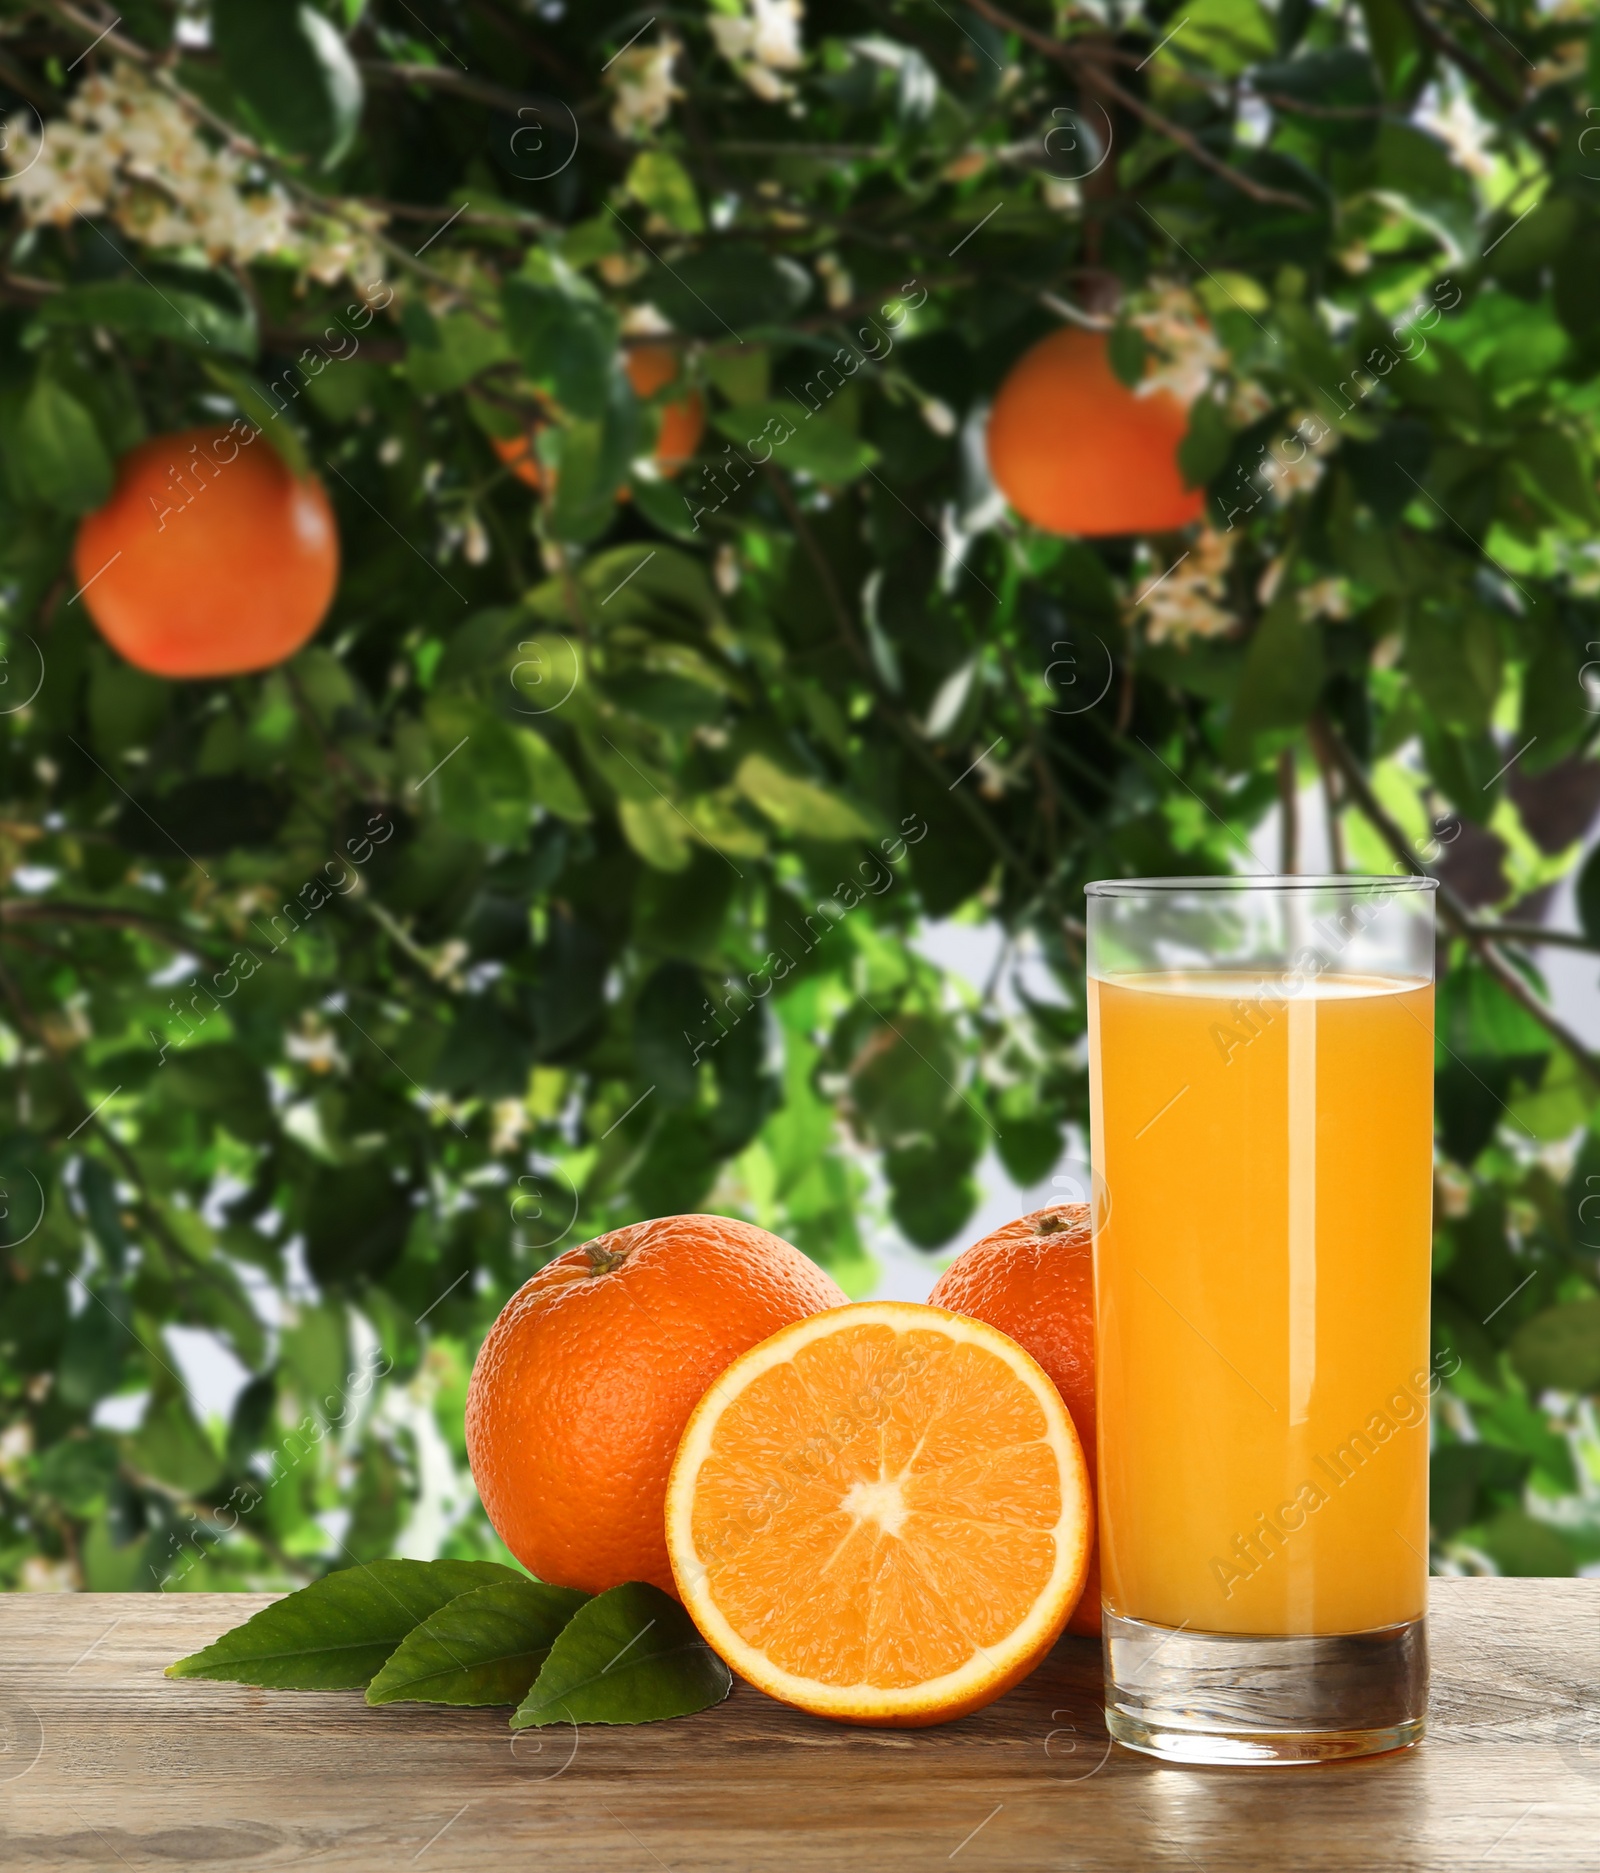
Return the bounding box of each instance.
[167,1558,521,1687]
[1,0,1598,1597]
[37,276,258,359]
[18,377,114,513]
[366,1576,590,1706]
[212,0,363,166]
[1511,1301,1600,1396]
[169,1561,727,1724]
[510,1581,732,1727]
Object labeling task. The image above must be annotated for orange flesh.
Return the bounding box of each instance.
[681,1318,1079,1692]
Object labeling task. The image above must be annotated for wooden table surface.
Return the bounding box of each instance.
[3,1579,1599,1870]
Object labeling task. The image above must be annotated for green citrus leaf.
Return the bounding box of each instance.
[1225,588,1324,755]
[19,377,113,515]
[510,1582,732,1727]
[1477,1507,1575,1577]
[735,753,878,841]
[517,727,592,824]
[166,1558,523,1688]
[1107,321,1148,388]
[501,264,619,420]
[619,795,695,871]
[401,311,516,396]
[712,402,878,485]
[200,362,311,477]
[1510,1299,1600,1395]
[213,0,364,167]
[37,275,258,359]
[422,697,538,846]
[625,151,704,234]
[125,1392,223,1496]
[366,1578,591,1706]
[647,247,810,337]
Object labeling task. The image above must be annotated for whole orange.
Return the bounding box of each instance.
[986,327,1204,537]
[928,1203,1101,1636]
[465,1213,847,1594]
[74,425,338,678]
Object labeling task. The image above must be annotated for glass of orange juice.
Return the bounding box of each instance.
[1086,874,1437,1764]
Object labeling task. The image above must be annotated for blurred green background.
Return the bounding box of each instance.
[2,0,1600,1594]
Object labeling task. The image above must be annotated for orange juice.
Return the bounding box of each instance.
[1088,971,1434,1637]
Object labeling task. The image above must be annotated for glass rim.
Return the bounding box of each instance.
[1084,873,1439,897]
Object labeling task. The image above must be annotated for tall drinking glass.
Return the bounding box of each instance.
[1085,875,1437,1765]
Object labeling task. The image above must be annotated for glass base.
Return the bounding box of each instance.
[1103,1610,1427,1766]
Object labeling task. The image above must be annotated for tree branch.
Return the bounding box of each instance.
[1481,923,1600,955]
[959,0,1314,210]
[1315,713,1600,1083]
[0,900,198,946]
[43,2,493,311]
[357,60,633,161]
[1391,0,1549,154]
[358,60,552,121]
[1277,746,1299,874]
[1306,712,1347,872]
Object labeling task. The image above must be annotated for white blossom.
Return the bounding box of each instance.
[490,1098,529,1156]
[1259,411,1338,503]
[1297,577,1350,622]
[428,937,470,986]
[1436,1163,1473,1217]
[1260,562,1350,620]
[621,301,674,337]
[607,33,685,139]
[20,1554,77,1592]
[814,250,853,308]
[1136,527,1236,644]
[2,61,383,285]
[286,1020,348,1075]
[597,248,648,287]
[1129,279,1225,406]
[299,201,388,289]
[0,1420,31,1485]
[1227,378,1274,426]
[1416,81,1496,181]
[709,0,805,103]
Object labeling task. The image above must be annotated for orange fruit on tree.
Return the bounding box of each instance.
[490,344,703,492]
[666,1300,1092,1726]
[465,1213,846,1595]
[74,425,339,679]
[491,429,548,491]
[928,1204,1101,1636]
[986,327,1204,536]
[625,341,704,474]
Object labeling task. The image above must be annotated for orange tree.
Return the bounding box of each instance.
[2,0,1600,1589]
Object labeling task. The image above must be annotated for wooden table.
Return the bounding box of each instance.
[3,1579,1599,1870]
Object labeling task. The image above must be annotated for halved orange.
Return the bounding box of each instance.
[665,1301,1092,1726]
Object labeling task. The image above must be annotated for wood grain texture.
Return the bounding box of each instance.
[2,1579,1598,1870]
